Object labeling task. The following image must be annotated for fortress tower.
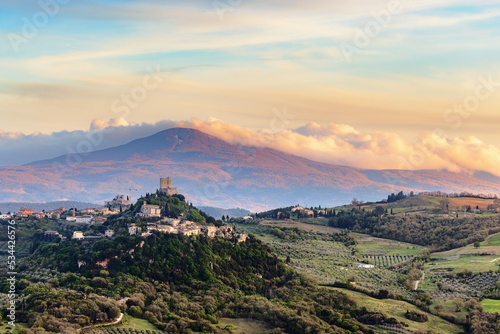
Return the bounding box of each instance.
[160,177,177,196]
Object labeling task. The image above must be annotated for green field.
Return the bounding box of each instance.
[427,254,500,273]
[428,236,500,274]
[0,321,26,333]
[354,233,424,257]
[482,299,500,313]
[218,318,272,334]
[115,315,160,331]
[481,233,500,246]
[328,288,463,333]
[238,220,416,300]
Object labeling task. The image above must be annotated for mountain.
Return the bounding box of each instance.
[0,127,499,209]
[0,201,99,214]
[197,206,252,218]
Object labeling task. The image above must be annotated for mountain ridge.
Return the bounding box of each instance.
[1,127,499,209]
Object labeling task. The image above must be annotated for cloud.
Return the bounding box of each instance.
[2,117,500,179]
[181,118,500,178]
[0,118,179,166]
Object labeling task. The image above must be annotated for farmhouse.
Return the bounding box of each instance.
[348,263,375,269]
[72,231,84,240]
[66,215,92,223]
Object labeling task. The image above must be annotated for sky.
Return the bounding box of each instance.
[1,0,500,174]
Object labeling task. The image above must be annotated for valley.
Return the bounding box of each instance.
[1,192,500,333]
[233,194,500,333]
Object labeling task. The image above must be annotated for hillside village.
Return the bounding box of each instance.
[2,177,248,243]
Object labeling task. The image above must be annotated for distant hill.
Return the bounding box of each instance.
[0,200,100,214]
[197,206,252,218]
[0,127,498,209]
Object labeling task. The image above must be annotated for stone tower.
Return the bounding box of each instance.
[160,177,177,195]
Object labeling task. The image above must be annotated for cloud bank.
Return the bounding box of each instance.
[1,118,500,178]
[183,118,500,177]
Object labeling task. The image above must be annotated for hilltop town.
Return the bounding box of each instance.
[2,177,247,244]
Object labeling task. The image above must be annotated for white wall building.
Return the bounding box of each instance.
[72,231,84,240]
[75,215,92,224]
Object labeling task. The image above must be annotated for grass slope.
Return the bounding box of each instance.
[115,315,161,330]
[218,318,272,334]
[481,299,500,313]
[328,288,463,333]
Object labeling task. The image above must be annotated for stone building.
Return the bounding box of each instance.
[72,231,84,240]
[105,194,132,211]
[160,177,177,195]
[138,201,161,218]
[128,224,142,235]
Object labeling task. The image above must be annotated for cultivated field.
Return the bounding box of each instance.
[482,299,500,313]
[239,220,417,300]
[447,197,497,211]
[260,219,342,233]
[429,235,500,273]
[218,318,272,334]
[328,287,463,333]
[354,233,424,257]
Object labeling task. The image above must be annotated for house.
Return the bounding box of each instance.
[236,234,248,243]
[16,207,33,217]
[180,227,200,236]
[104,229,115,238]
[47,212,61,219]
[52,207,65,214]
[72,231,84,240]
[348,263,374,269]
[128,224,142,236]
[81,208,97,214]
[95,207,114,215]
[92,217,107,225]
[76,215,92,224]
[165,218,181,226]
[138,201,161,218]
[291,205,313,217]
[67,215,92,224]
[218,225,233,237]
[203,226,218,237]
[32,212,45,219]
[301,209,314,217]
[44,231,61,239]
[156,225,176,232]
[243,215,252,220]
[96,259,109,268]
[0,214,12,220]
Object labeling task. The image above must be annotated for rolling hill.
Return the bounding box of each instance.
[0,127,499,210]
